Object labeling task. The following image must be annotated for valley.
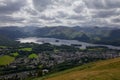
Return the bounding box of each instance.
[0,0,120,80]
[0,43,120,80]
[0,26,120,80]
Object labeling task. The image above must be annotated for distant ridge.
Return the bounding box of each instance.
[0,26,120,46]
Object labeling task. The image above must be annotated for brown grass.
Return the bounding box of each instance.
[35,57,120,80]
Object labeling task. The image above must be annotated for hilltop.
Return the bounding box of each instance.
[34,57,120,80]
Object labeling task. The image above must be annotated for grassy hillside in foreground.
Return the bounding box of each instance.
[34,57,120,80]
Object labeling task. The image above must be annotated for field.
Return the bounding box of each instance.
[28,53,38,59]
[0,55,15,66]
[19,48,32,51]
[12,52,19,57]
[34,57,120,80]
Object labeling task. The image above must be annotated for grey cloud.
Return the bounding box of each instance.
[73,7,83,13]
[0,0,120,27]
[73,2,86,13]
[106,0,120,8]
[0,15,24,23]
[81,18,109,27]
[57,11,68,18]
[54,19,62,23]
[24,8,38,16]
[84,0,107,9]
[40,15,55,20]
[111,17,120,23]
[33,0,52,11]
[84,0,120,9]
[0,0,26,14]
[68,14,87,20]
[92,9,120,18]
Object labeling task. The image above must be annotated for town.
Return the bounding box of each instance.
[0,43,120,80]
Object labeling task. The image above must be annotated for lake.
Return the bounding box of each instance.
[17,37,120,50]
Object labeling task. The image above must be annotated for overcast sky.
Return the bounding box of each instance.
[0,0,120,27]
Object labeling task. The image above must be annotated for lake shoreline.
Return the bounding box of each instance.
[17,37,120,50]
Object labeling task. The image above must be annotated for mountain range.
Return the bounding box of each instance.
[0,26,120,46]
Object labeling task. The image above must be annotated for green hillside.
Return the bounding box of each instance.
[34,57,120,80]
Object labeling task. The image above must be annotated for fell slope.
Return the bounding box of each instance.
[35,57,120,80]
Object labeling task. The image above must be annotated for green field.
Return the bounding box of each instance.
[34,57,120,80]
[12,52,19,57]
[0,55,15,66]
[19,48,32,51]
[28,53,38,59]
[0,46,6,48]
